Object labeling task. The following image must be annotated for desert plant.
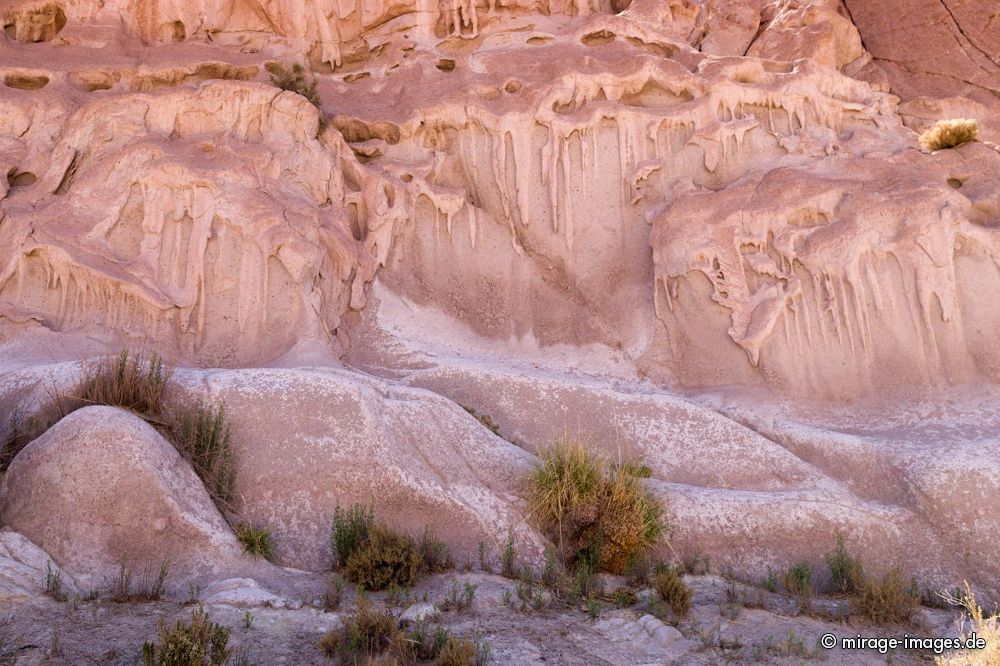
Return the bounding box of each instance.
[417,528,453,574]
[611,586,638,607]
[323,574,347,611]
[440,580,477,612]
[654,566,692,618]
[44,562,67,602]
[920,119,978,152]
[141,606,230,666]
[268,62,320,109]
[782,562,813,609]
[936,582,1000,666]
[111,560,169,603]
[332,502,375,568]
[235,524,274,562]
[499,535,518,579]
[826,533,864,595]
[853,567,919,625]
[344,524,421,591]
[526,439,664,573]
[170,403,235,513]
[318,596,400,662]
[437,635,479,666]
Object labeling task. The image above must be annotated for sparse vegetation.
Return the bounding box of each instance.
[344,524,421,591]
[319,596,398,661]
[324,574,347,611]
[170,403,235,513]
[462,406,502,437]
[826,533,864,595]
[141,606,231,666]
[853,567,920,625]
[44,562,67,602]
[782,562,813,612]
[526,439,665,574]
[611,586,638,608]
[919,118,978,152]
[417,528,454,574]
[268,62,321,109]
[440,580,477,613]
[936,582,1000,666]
[235,524,275,562]
[437,635,489,666]
[653,565,692,618]
[332,502,376,568]
[111,559,169,603]
[499,535,518,578]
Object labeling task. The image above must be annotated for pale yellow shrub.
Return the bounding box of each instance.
[920,119,979,152]
[936,582,1000,666]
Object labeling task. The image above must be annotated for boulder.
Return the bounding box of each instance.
[0,531,77,603]
[0,406,255,589]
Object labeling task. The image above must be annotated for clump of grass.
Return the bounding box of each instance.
[936,582,1000,666]
[654,565,692,618]
[499,534,518,579]
[44,562,67,602]
[920,118,978,151]
[110,560,169,603]
[318,596,400,662]
[611,586,638,607]
[853,567,919,625]
[417,528,453,574]
[268,62,320,109]
[235,524,274,561]
[526,439,664,574]
[826,533,864,595]
[141,606,230,666]
[332,502,375,568]
[344,524,421,591]
[462,406,502,437]
[170,404,235,513]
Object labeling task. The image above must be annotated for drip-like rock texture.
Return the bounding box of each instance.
[2,0,1000,644]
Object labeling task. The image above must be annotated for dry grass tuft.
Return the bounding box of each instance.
[853,567,919,625]
[318,596,400,662]
[268,62,321,109]
[110,559,170,603]
[169,404,235,514]
[920,118,979,151]
[526,439,664,574]
[654,565,692,618]
[936,582,1000,666]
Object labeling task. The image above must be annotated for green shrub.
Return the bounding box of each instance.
[344,525,421,591]
[500,534,518,578]
[235,524,274,561]
[141,606,230,666]
[783,562,813,612]
[526,439,664,574]
[440,580,477,612]
[332,502,375,568]
[611,586,638,607]
[654,566,692,618]
[853,567,919,625]
[826,533,864,595]
[919,118,978,151]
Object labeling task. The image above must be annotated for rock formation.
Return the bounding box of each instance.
[0,0,998,661]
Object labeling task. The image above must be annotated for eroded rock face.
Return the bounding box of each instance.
[0,406,252,586]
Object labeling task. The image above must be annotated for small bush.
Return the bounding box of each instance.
[344,525,421,591]
[141,606,230,666]
[499,535,518,579]
[323,574,346,611]
[826,533,864,595]
[853,567,919,625]
[437,636,477,666]
[783,563,812,601]
[318,596,399,662]
[654,566,692,618]
[417,528,453,574]
[332,502,375,568]
[920,118,978,152]
[526,439,664,574]
[440,580,476,612]
[611,586,638,607]
[235,524,274,561]
[268,62,320,109]
[936,582,1000,666]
